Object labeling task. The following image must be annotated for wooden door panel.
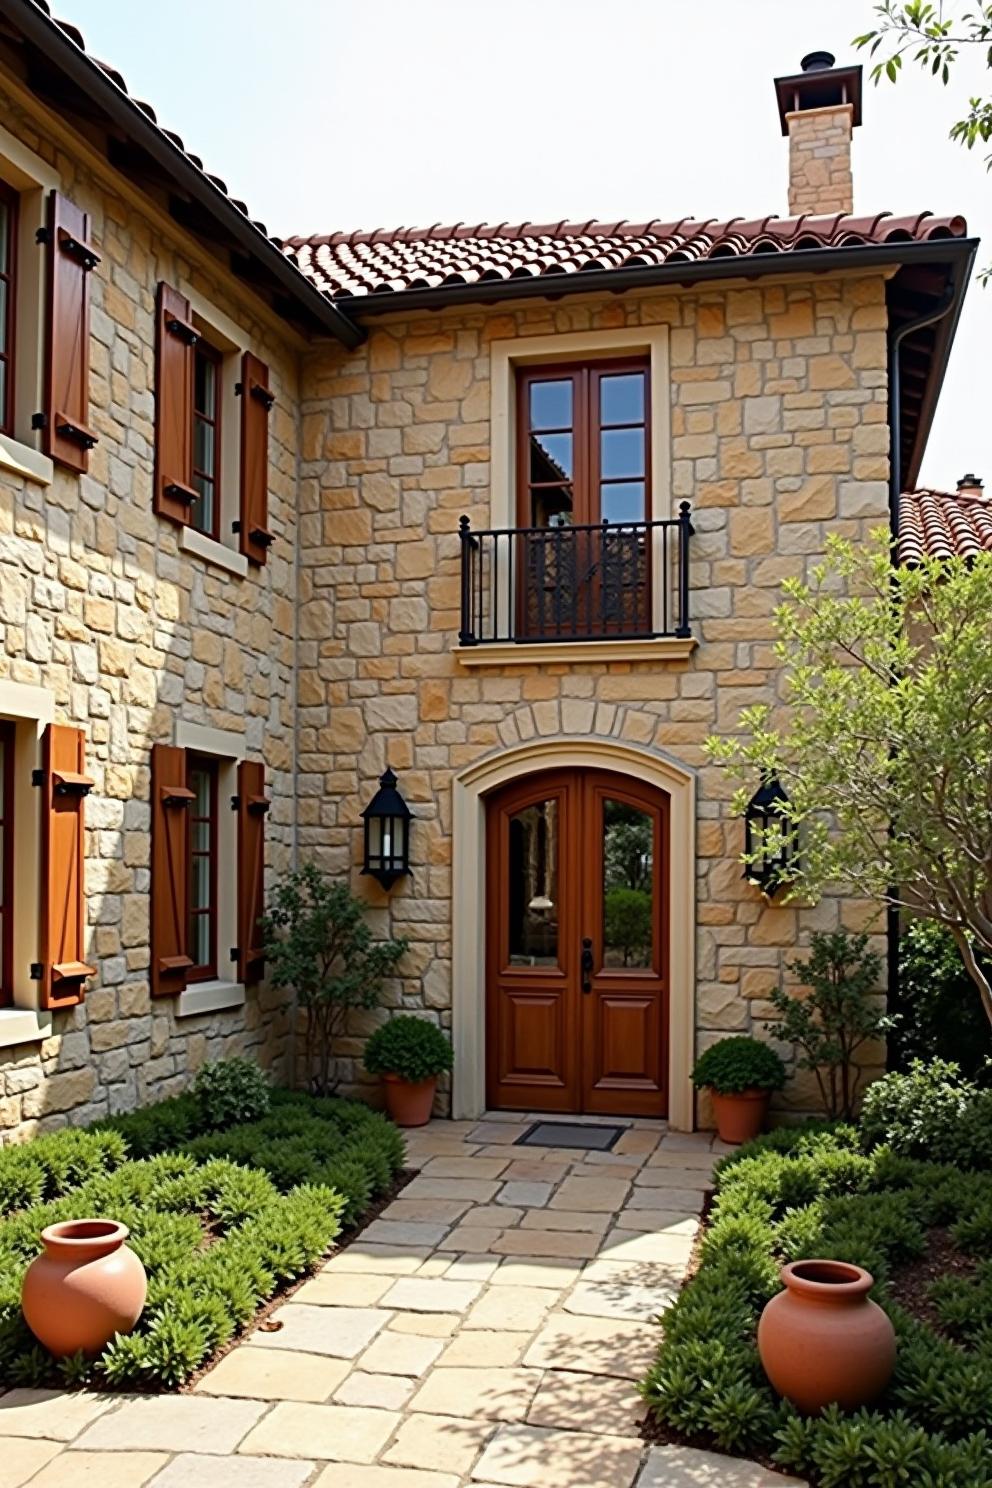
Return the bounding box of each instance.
[583,993,667,1116]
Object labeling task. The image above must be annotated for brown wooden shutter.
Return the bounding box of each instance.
[43,192,99,473]
[154,283,198,524]
[39,724,95,1009]
[237,759,268,983]
[151,743,193,997]
[238,351,274,564]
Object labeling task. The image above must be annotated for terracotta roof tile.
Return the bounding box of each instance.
[899,489,992,563]
[283,212,969,301]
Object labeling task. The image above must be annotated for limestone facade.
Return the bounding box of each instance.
[0,76,891,1140]
[785,103,856,217]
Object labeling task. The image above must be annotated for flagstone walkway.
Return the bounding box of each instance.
[1,1113,804,1488]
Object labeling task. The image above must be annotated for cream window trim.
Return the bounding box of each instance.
[0,683,56,1018]
[487,325,673,645]
[451,735,696,1131]
[180,525,249,577]
[0,125,58,453]
[175,979,246,1019]
[0,1006,52,1047]
[180,284,246,562]
[0,434,53,487]
[453,637,697,669]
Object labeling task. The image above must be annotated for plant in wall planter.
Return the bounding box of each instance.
[690,1035,786,1144]
[364,1015,454,1127]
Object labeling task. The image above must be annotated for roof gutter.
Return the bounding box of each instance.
[337,235,979,319]
[7,0,364,348]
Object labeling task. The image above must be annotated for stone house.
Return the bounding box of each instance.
[0,9,977,1139]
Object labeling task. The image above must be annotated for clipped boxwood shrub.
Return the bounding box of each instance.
[690,1036,786,1095]
[193,1056,270,1130]
[364,1014,454,1084]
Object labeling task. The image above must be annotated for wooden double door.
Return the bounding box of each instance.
[486,768,669,1117]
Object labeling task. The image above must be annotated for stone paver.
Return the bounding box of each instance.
[73,1397,266,1454]
[239,1402,399,1462]
[196,1347,349,1402]
[27,1116,801,1487]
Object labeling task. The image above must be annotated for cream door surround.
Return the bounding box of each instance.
[451,735,696,1129]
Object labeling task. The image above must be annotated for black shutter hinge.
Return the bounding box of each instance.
[31,768,43,787]
[230,795,240,810]
[230,947,239,963]
[30,963,42,980]
[35,227,49,246]
[31,413,47,431]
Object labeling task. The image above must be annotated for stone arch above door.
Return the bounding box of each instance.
[452,728,696,1129]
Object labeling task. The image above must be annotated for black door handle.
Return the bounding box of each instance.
[581,936,594,993]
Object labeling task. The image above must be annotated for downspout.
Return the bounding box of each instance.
[885,285,957,1051]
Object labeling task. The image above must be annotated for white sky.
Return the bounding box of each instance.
[61,0,992,490]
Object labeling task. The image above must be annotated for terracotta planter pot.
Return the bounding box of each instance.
[709,1087,770,1145]
[758,1259,896,1414]
[382,1073,437,1127]
[21,1218,147,1359]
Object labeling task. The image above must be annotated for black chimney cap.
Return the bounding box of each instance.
[801,51,836,72]
[774,56,863,135]
[958,473,984,491]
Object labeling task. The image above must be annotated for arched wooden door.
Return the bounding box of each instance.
[485,768,669,1117]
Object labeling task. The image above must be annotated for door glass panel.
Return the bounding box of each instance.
[602,798,654,968]
[601,481,645,524]
[530,431,573,482]
[508,798,559,966]
[601,428,644,480]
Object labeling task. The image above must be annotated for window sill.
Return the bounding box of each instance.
[0,1006,53,1047]
[179,525,248,578]
[0,435,53,488]
[175,979,246,1018]
[453,636,698,668]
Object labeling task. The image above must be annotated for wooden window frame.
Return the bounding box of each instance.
[191,337,223,542]
[515,357,651,529]
[0,720,14,1006]
[187,752,219,983]
[0,179,18,439]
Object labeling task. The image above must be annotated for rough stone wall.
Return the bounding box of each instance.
[786,104,855,216]
[297,275,891,1116]
[0,87,300,1139]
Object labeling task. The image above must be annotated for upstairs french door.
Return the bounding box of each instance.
[516,359,652,639]
[486,768,669,1117]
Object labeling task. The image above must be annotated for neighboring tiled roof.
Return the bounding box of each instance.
[899,489,992,562]
[283,212,968,301]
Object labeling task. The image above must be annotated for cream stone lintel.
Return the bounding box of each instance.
[453,637,697,669]
[180,525,249,578]
[175,980,246,1019]
[451,735,696,1131]
[0,434,53,488]
[174,721,246,762]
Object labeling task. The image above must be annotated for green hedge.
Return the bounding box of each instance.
[0,1080,407,1389]
[643,1128,992,1485]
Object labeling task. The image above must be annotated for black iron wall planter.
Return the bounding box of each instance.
[362,768,412,889]
[743,773,796,896]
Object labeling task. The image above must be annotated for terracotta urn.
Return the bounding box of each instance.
[21,1218,147,1358]
[382,1073,437,1127]
[710,1088,770,1145]
[758,1259,896,1414]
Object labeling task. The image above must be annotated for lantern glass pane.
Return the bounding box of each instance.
[367,817,382,863]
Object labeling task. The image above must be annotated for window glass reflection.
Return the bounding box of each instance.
[508,798,559,965]
[602,798,653,968]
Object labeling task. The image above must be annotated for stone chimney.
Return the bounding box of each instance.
[774,52,863,217]
[957,473,985,500]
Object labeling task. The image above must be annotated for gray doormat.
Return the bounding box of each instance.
[516,1121,624,1151]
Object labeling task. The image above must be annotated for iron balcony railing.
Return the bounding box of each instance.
[458,502,694,646]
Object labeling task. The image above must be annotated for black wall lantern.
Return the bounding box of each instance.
[743,773,795,896]
[362,768,412,889]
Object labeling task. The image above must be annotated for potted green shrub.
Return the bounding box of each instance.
[364,1015,454,1127]
[690,1035,786,1144]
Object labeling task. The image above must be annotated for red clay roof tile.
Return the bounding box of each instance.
[899,489,992,563]
[283,212,969,301]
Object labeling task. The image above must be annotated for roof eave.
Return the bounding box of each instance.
[897,237,977,491]
[6,0,364,348]
[332,235,977,318]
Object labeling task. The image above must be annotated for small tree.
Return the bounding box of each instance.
[707,531,992,1029]
[768,932,893,1121]
[262,862,407,1096]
